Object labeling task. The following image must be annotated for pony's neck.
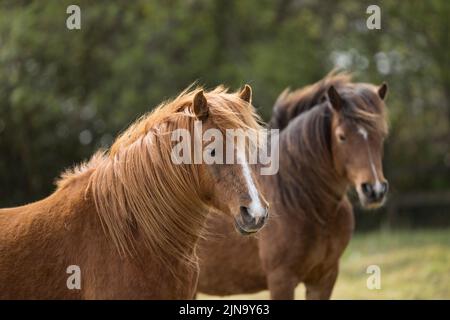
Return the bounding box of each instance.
[275,105,349,223]
[88,151,209,272]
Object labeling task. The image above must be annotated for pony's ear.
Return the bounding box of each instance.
[193,90,208,120]
[327,85,343,111]
[239,84,252,104]
[378,82,388,100]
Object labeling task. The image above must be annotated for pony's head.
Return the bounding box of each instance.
[187,86,269,234]
[326,83,389,208]
[93,84,269,261]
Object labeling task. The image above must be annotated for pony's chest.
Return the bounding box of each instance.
[287,214,352,269]
[307,218,353,266]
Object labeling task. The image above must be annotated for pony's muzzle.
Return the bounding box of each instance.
[234,206,268,235]
[360,180,389,206]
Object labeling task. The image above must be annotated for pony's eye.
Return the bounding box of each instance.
[210,149,216,157]
[338,134,346,142]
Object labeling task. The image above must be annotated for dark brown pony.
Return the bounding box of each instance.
[197,72,389,299]
[0,85,269,299]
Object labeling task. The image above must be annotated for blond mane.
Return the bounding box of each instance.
[57,85,262,271]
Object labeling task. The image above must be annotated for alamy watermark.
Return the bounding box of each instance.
[170,121,280,175]
[66,4,381,31]
[66,5,81,30]
[366,264,381,290]
[366,5,381,30]
[66,265,81,290]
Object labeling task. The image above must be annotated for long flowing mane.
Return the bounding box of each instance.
[273,72,388,223]
[57,86,262,269]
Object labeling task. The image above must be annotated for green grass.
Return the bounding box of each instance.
[199,229,450,300]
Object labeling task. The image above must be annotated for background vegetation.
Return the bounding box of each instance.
[0,0,449,229]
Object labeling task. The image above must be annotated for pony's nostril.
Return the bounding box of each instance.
[239,206,253,224]
[262,211,269,223]
[361,181,388,202]
[361,183,372,196]
[381,181,389,194]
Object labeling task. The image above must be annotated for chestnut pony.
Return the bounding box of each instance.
[0,85,269,299]
[197,72,389,299]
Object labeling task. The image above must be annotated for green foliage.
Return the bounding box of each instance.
[0,1,449,214]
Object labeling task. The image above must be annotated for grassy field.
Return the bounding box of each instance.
[199,229,450,300]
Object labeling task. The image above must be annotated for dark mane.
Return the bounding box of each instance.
[276,105,338,224]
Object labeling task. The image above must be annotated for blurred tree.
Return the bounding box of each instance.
[0,0,448,227]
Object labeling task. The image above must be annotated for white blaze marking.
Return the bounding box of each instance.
[357,126,383,194]
[237,149,266,222]
[358,126,368,139]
